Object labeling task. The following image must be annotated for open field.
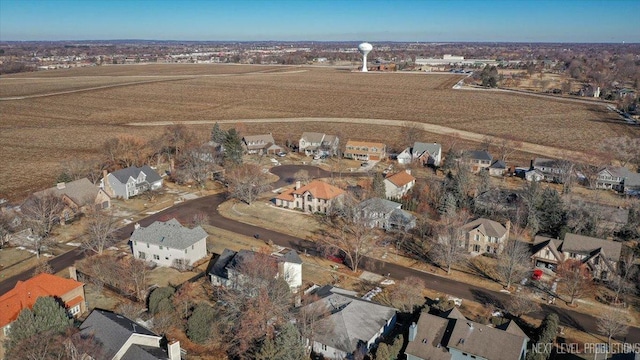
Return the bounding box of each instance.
[1,64,637,200]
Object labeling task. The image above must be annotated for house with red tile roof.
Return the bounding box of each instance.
[275,180,345,214]
[384,170,416,198]
[0,272,86,352]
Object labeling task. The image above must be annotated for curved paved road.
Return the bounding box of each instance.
[1,166,638,343]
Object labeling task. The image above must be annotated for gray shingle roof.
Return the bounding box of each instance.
[301,132,325,144]
[130,218,207,250]
[404,313,453,360]
[34,178,102,207]
[412,142,441,157]
[466,150,492,161]
[490,160,507,169]
[461,218,507,238]
[562,233,622,261]
[111,165,162,184]
[80,309,167,360]
[358,198,402,215]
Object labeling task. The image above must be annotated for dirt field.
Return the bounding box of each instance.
[1,64,637,200]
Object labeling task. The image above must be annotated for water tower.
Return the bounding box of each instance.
[358,42,373,72]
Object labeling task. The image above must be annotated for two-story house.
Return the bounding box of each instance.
[344,140,387,161]
[101,166,163,200]
[384,170,416,199]
[0,272,86,357]
[464,150,493,173]
[242,134,283,155]
[531,233,622,280]
[596,166,640,195]
[412,142,442,167]
[209,248,303,293]
[33,178,111,224]
[357,198,416,231]
[460,218,509,255]
[405,308,528,360]
[298,132,340,157]
[532,158,569,183]
[275,180,345,214]
[131,218,208,268]
[302,285,397,360]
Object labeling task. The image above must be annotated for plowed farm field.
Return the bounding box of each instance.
[1,64,636,200]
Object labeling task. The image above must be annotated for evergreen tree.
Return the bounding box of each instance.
[255,323,305,360]
[477,169,491,194]
[6,309,37,349]
[187,303,216,344]
[389,334,404,359]
[438,191,458,218]
[536,188,566,237]
[372,172,387,199]
[7,297,72,351]
[210,122,227,143]
[148,286,175,314]
[527,313,559,360]
[223,128,244,165]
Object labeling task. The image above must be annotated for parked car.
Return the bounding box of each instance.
[277,152,286,157]
[532,269,543,280]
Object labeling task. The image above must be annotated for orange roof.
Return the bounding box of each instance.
[293,180,345,200]
[345,140,386,149]
[0,273,84,327]
[275,188,295,202]
[385,171,416,187]
[66,295,84,308]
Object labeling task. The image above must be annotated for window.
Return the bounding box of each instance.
[147,243,150,248]
[138,251,146,259]
[69,305,81,316]
[486,246,492,253]
[474,234,480,241]
[192,245,194,250]
[545,249,550,257]
[473,245,480,252]
[185,249,188,254]
[134,241,137,245]
[3,324,11,336]
[322,344,327,351]
[159,246,163,250]
[153,254,160,260]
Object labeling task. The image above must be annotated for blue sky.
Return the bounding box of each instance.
[1,0,638,42]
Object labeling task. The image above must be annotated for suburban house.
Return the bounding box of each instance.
[275,180,345,214]
[344,140,387,161]
[131,218,208,268]
[405,308,528,360]
[463,150,493,173]
[596,166,640,195]
[384,170,416,199]
[79,308,181,360]
[357,198,416,231]
[298,132,340,157]
[302,285,397,359]
[531,232,622,280]
[242,134,283,155]
[412,142,442,167]
[396,148,413,165]
[209,248,303,293]
[0,272,86,355]
[460,218,509,255]
[33,178,111,223]
[489,160,508,176]
[101,166,163,200]
[531,158,568,183]
[524,168,545,182]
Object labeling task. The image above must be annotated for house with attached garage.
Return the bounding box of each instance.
[531,157,571,183]
[412,142,442,167]
[299,132,340,157]
[275,180,345,214]
[384,170,416,198]
[405,307,528,360]
[596,166,640,195]
[301,285,397,360]
[33,178,111,224]
[131,218,208,269]
[0,272,86,358]
[531,232,622,280]
[344,140,387,161]
[460,218,509,255]
[79,308,181,360]
[242,133,283,155]
[101,166,163,200]
[489,159,508,176]
[463,150,493,173]
[357,198,416,231]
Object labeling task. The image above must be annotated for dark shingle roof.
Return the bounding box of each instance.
[461,218,507,239]
[111,165,162,184]
[130,218,207,250]
[490,160,507,169]
[562,233,622,261]
[466,150,493,161]
[34,178,102,207]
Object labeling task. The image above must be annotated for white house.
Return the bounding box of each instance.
[101,166,163,200]
[302,285,397,359]
[131,218,208,268]
[275,180,345,214]
[357,198,416,231]
[209,248,303,293]
[384,170,416,199]
[397,148,413,165]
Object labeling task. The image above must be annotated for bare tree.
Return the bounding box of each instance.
[317,195,377,272]
[32,259,53,276]
[389,276,426,312]
[191,212,209,227]
[557,259,594,306]
[177,145,216,188]
[402,121,422,147]
[123,257,150,302]
[226,164,273,205]
[495,135,523,162]
[103,135,150,168]
[431,211,469,275]
[163,124,197,161]
[506,291,540,318]
[82,209,117,255]
[115,301,144,320]
[597,308,629,354]
[558,159,575,194]
[497,239,531,289]
[296,294,334,356]
[21,193,64,258]
[600,136,640,167]
[611,250,638,304]
[293,169,312,185]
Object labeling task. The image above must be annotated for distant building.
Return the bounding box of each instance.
[275,180,345,214]
[33,178,111,223]
[344,140,387,161]
[531,158,569,183]
[101,166,163,200]
[464,150,493,173]
[298,132,339,157]
[596,166,640,195]
[357,198,416,231]
[242,134,282,155]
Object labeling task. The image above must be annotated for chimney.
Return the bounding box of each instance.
[167,340,181,360]
[529,159,534,170]
[69,266,78,281]
[408,322,418,341]
[56,182,66,189]
[295,181,301,190]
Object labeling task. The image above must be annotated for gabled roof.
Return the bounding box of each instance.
[490,160,507,169]
[460,218,507,239]
[110,165,162,185]
[306,286,396,354]
[562,233,622,261]
[358,198,402,215]
[79,309,168,360]
[412,142,441,157]
[322,135,338,145]
[404,313,452,360]
[275,188,295,202]
[465,150,492,161]
[385,171,416,187]
[243,134,276,145]
[300,132,325,144]
[293,180,345,200]
[0,273,84,327]
[34,178,103,207]
[130,218,207,250]
[532,236,563,261]
[345,140,386,149]
[209,248,301,279]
